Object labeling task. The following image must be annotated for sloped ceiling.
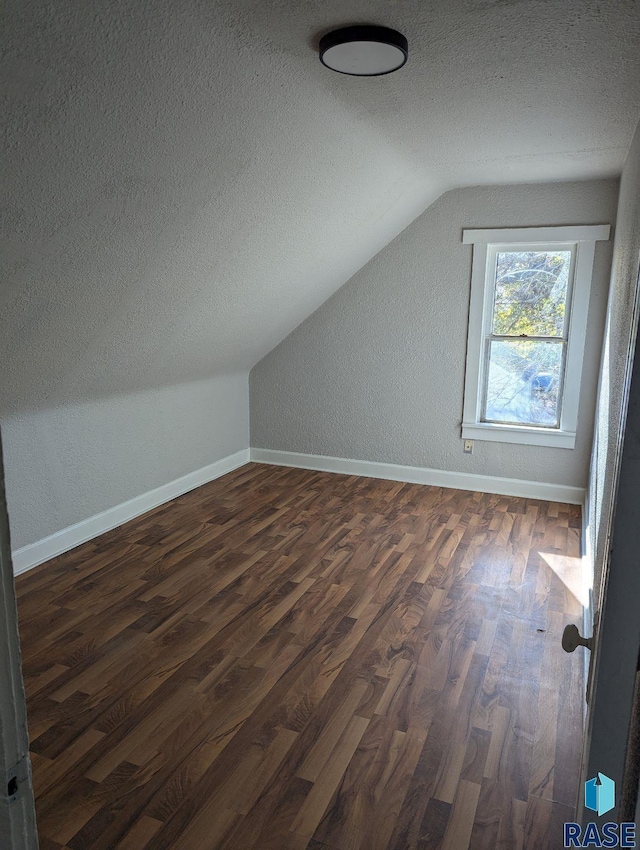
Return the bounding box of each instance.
[3,0,640,416]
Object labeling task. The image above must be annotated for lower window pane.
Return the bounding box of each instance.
[484,339,563,427]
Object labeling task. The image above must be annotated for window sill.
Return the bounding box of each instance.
[461,422,576,449]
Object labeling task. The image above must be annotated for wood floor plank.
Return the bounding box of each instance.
[113,815,163,850]
[16,464,585,850]
[291,714,369,838]
[440,779,482,850]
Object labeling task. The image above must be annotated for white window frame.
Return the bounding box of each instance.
[461,225,610,449]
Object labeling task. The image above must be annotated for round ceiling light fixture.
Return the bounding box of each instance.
[319,25,408,77]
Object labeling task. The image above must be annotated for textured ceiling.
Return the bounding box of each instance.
[3,0,640,415]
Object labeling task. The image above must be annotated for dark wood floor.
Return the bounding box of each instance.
[16,463,585,850]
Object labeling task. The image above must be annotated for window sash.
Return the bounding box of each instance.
[489,245,575,341]
[462,224,609,449]
[478,243,577,432]
[480,337,567,428]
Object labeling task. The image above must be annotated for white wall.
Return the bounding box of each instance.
[251,179,618,489]
[589,119,640,604]
[1,374,249,550]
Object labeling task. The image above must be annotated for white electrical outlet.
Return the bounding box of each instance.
[463,439,474,454]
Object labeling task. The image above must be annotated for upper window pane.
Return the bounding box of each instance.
[492,250,572,337]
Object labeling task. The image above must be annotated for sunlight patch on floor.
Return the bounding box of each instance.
[539,551,589,608]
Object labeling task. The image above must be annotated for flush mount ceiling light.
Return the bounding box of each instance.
[319,25,408,76]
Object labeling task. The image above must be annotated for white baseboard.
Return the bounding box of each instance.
[250,447,585,505]
[11,449,250,576]
[13,446,585,577]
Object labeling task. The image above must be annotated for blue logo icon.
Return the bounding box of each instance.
[585,773,616,816]
[564,773,635,846]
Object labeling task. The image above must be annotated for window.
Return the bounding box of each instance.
[462,225,610,449]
